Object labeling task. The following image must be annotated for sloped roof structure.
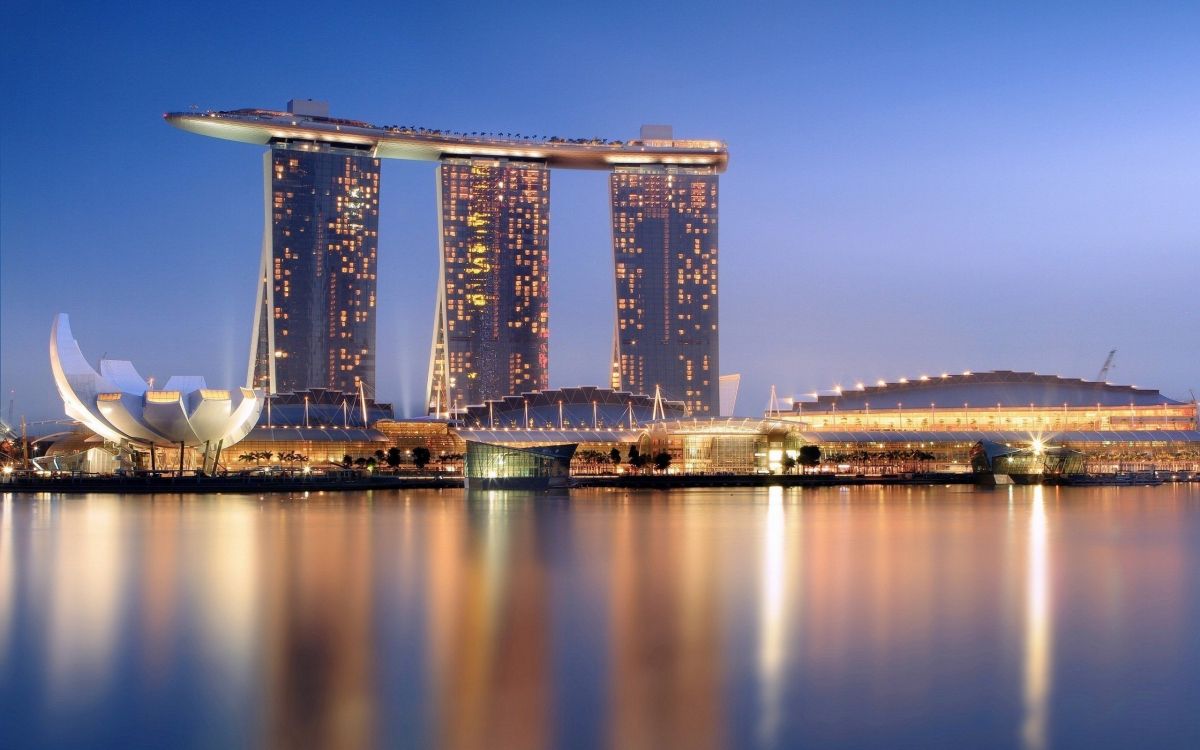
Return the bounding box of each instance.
[793,370,1183,413]
[460,386,686,429]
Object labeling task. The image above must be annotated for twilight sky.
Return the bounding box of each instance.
[2,1,1197,421]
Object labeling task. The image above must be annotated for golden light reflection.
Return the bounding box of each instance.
[46,497,124,703]
[1021,486,1052,750]
[6,487,1192,748]
[757,485,789,745]
[193,499,260,689]
[608,495,726,749]
[137,498,180,680]
[0,496,12,656]
[427,493,551,750]
[261,498,376,750]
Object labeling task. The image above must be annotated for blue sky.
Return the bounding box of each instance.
[2,1,1198,420]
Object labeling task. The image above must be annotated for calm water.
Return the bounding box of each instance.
[2,485,1199,749]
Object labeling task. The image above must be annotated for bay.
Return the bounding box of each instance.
[1,485,1198,749]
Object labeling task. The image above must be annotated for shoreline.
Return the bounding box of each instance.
[4,472,1192,495]
[1,472,977,494]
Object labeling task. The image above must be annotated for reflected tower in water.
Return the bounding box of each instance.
[262,503,377,749]
[607,500,726,748]
[424,495,553,749]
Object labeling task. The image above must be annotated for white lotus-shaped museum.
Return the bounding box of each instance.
[50,314,263,448]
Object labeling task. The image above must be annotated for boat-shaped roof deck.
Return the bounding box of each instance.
[165,108,728,172]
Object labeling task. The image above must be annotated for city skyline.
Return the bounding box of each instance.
[2,2,1198,423]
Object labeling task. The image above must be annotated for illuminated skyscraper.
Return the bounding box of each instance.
[247,101,380,395]
[167,105,727,409]
[610,158,719,415]
[426,158,550,414]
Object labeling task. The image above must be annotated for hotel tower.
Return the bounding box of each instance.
[426,158,550,414]
[610,151,719,414]
[247,101,380,395]
[165,104,726,411]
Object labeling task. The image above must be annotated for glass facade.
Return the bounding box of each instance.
[610,166,719,415]
[428,158,550,414]
[249,141,380,395]
[642,421,800,474]
[463,441,575,489]
[228,431,388,468]
[374,419,466,458]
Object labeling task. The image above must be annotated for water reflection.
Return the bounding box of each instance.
[45,497,124,704]
[262,498,376,749]
[756,485,789,746]
[429,492,552,750]
[0,497,13,657]
[1,486,1198,749]
[608,492,726,749]
[1022,486,1052,750]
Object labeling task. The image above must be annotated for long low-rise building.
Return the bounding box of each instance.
[745,369,1200,475]
[778,370,1196,432]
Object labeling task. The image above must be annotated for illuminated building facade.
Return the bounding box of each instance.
[640,419,802,475]
[248,105,380,396]
[781,371,1198,433]
[374,419,465,459]
[611,160,720,415]
[463,441,575,490]
[426,158,550,413]
[166,105,728,410]
[230,427,387,468]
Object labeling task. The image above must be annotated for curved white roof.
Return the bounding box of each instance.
[49,314,263,447]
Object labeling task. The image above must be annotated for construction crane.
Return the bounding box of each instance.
[1096,349,1116,382]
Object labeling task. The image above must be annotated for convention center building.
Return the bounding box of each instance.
[769,370,1200,474]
